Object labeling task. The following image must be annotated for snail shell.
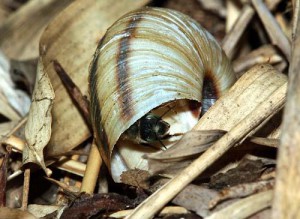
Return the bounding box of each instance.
[89,7,236,168]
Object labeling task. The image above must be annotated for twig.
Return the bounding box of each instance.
[125,81,287,218]
[222,4,255,59]
[233,45,285,75]
[272,1,300,218]
[52,60,91,130]
[54,156,86,177]
[3,134,87,179]
[7,169,23,181]
[1,135,25,152]
[45,177,79,194]
[252,0,291,60]
[21,168,30,210]
[80,140,102,194]
[6,116,28,136]
[0,148,10,207]
[110,206,189,218]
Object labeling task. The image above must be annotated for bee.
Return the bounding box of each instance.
[124,113,171,149]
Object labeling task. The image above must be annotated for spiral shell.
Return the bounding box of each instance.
[89,7,236,168]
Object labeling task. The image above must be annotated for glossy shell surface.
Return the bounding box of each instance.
[89,7,236,167]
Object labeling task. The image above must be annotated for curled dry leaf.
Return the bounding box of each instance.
[24,59,55,173]
[0,0,74,60]
[146,130,226,161]
[39,0,150,157]
[146,130,226,175]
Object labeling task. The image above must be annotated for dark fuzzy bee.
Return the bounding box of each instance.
[124,113,170,147]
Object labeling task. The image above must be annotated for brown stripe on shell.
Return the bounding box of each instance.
[89,37,110,166]
[201,70,220,116]
[116,14,143,121]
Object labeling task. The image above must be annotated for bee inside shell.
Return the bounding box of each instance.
[89,7,236,169]
[124,113,170,146]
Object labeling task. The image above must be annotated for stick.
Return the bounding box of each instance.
[21,168,30,210]
[80,140,102,194]
[252,0,291,60]
[272,1,300,218]
[222,4,255,59]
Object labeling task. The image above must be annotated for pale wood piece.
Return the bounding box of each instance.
[80,141,102,194]
[272,1,300,218]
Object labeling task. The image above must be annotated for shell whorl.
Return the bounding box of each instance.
[89,7,236,166]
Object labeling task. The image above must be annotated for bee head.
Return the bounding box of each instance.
[140,114,170,143]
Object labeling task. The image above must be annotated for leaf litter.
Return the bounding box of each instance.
[0,0,296,218]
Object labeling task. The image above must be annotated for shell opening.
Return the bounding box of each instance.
[111,99,201,181]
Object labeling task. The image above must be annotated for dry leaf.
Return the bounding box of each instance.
[146,130,226,161]
[0,0,74,60]
[172,183,219,218]
[209,158,266,189]
[146,130,226,176]
[147,159,192,177]
[24,58,55,173]
[120,169,150,190]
